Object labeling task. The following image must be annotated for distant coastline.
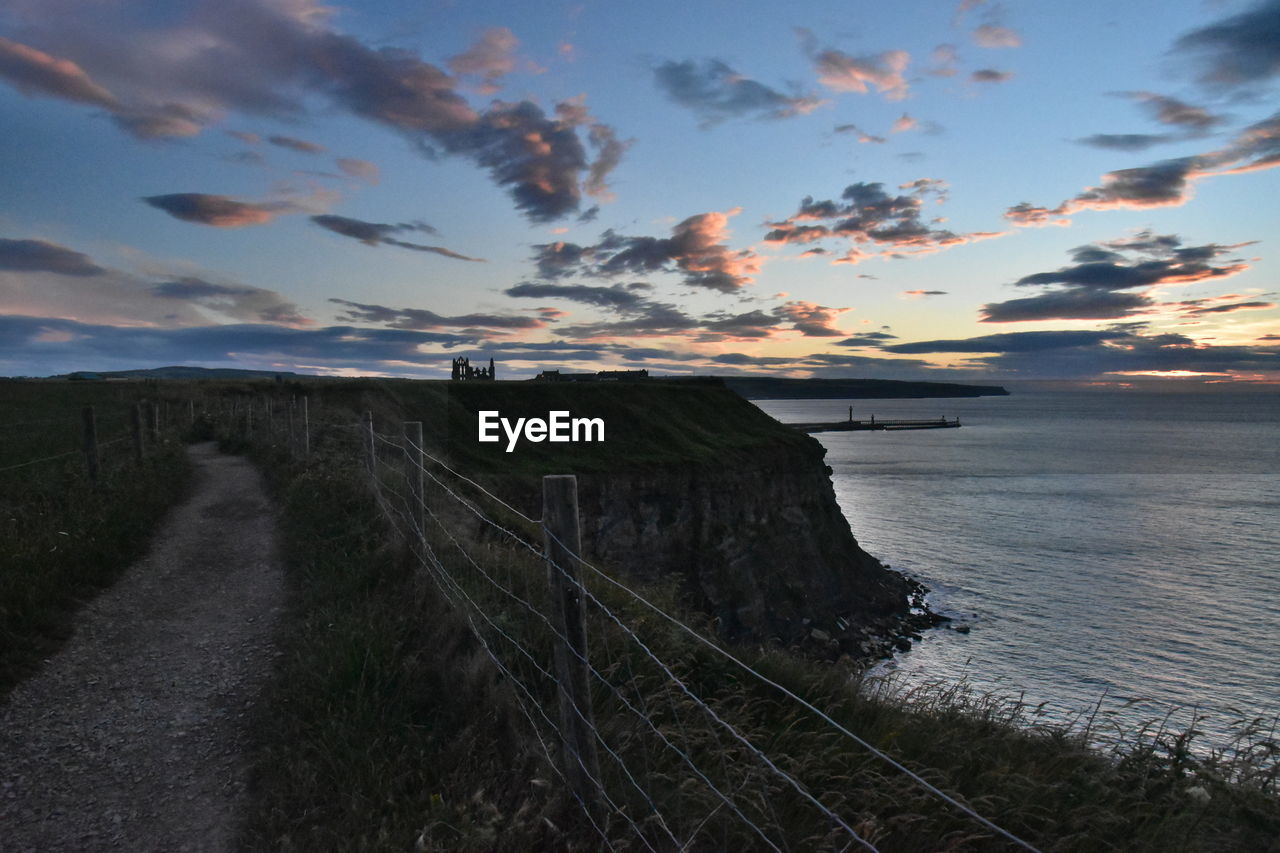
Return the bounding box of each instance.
[723,376,1009,400]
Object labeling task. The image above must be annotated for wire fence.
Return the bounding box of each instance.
[282,410,1045,853]
[2,389,1048,849]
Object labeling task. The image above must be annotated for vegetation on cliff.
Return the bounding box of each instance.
[0,381,192,696]
[232,395,1279,851]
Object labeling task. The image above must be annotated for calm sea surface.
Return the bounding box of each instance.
[754,390,1280,745]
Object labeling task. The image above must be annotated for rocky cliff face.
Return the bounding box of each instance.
[572,438,914,656]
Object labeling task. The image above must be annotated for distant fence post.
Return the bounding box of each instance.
[149,401,160,443]
[542,474,603,820]
[404,421,424,539]
[286,397,296,458]
[131,402,145,464]
[81,405,99,482]
[362,411,375,474]
[301,396,311,459]
[188,399,195,427]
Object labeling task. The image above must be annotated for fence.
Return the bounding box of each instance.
[206,399,1046,852]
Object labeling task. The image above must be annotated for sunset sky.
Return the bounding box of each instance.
[1,0,1278,381]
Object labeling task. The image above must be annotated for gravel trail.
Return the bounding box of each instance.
[0,442,284,852]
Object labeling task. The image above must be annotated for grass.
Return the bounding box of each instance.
[0,379,195,697]
[225,385,1279,852]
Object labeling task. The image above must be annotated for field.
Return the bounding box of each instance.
[4,376,1278,851]
[0,379,193,694]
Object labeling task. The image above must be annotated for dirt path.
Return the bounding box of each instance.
[0,443,284,852]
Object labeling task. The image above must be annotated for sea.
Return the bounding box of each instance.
[754,388,1280,748]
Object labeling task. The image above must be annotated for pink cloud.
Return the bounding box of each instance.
[0,37,118,107]
[812,47,911,101]
[972,25,1021,48]
[336,157,380,184]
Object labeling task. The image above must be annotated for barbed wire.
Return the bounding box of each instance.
[372,482,625,850]
[0,449,81,474]
[213,410,1043,852]
[384,474,742,851]
[372,443,876,851]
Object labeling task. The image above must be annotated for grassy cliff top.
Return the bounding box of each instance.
[309,378,818,477]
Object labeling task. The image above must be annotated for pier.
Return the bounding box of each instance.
[791,410,961,433]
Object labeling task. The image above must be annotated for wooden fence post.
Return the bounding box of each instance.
[131,402,145,464]
[404,421,424,539]
[362,411,375,474]
[300,396,310,459]
[149,402,160,443]
[286,397,296,458]
[189,399,196,427]
[81,405,99,482]
[543,474,603,820]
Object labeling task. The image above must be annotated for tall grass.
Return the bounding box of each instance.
[0,380,194,696]
[232,399,1279,852]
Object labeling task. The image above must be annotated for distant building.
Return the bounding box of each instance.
[451,356,496,381]
[534,369,649,382]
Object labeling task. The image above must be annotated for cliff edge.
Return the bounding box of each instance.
[321,379,919,655]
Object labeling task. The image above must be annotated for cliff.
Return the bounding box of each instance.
[316,379,920,654]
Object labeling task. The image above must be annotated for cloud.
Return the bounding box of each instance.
[1013,238,1248,290]
[553,301,702,339]
[886,330,1118,354]
[447,27,521,94]
[929,44,960,77]
[874,326,1280,379]
[1075,93,1225,152]
[902,289,948,298]
[503,281,652,309]
[833,123,886,144]
[971,68,1014,83]
[584,122,631,200]
[335,157,380,183]
[0,36,208,139]
[1174,297,1277,316]
[149,275,309,324]
[891,113,917,133]
[981,232,1251,322]
[0,238,105,276]
[0,240,311,328]
[0,36,118,108]
[773,301,849,337]
[532,209,760,293]
[972,25,1020,48]
[1076,133,1179,151]
[0,2,622,221]
[328,298,545,332]
[0,314,480,377]
[799,30,910,101]
[1122,91,1226,130]
[836,331,899,347]
[1011,111,1280,224]
[1172,0,1280,90]
[268,134,326,153]
[309,214,482,261]
[981,288,1154,322]
[765,179,1005,263]
[652,58,823,126]
[142,193,297,227]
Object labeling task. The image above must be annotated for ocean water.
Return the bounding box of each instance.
[754,389,1280,746]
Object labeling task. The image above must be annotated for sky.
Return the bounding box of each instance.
[1,0,1278,382]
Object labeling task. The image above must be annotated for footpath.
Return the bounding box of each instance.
[0,443,284,852]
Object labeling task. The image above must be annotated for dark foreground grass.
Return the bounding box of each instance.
[237,419,1279,852]
[0,383,193,697]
